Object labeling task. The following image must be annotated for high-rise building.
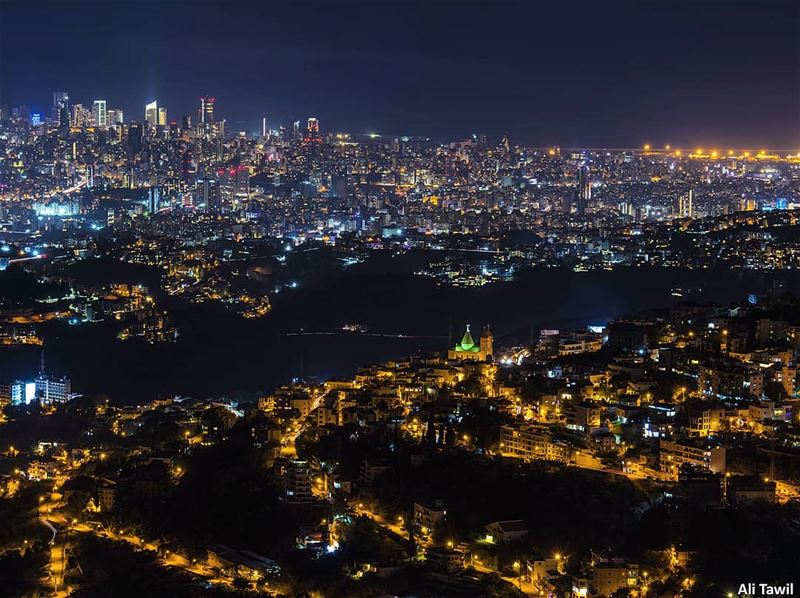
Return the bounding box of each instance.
[53,91,69,110]
[158,107,168,126]
[305,117,320,142]
[145,100,158,127]
[200,177,221,212]
[575,166,591,215]
[261,116,268,139]
[180,148,193,181]
[127,123,143,155]
[292,120,301,140]
[71,104,92,128]
[92,100,108,128]
[53,91,70,127]
[218,165,250,209]
[107,109,124,125]
[677,189,693,219]
[11,353,73,406]
[200,97,215,123]
[147,187,160,214]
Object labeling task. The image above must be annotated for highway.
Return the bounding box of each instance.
[37,491,231,595]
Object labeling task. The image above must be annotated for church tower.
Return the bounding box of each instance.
[479,325,493,361]
[448,323,493,362]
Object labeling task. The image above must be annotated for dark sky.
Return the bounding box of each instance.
[1,0,798,147]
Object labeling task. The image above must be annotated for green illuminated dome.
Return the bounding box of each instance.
[456,325,479,352]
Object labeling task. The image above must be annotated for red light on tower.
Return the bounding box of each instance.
[304,117,321,143]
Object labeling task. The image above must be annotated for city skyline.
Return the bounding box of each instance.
[8,89,800,153]
[1,0,798,147]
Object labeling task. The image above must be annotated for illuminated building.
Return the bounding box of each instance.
[10,375,72,406]
[158,107,168,126]
[413,500,447,536]
[499,424,570,463]
[199,96,215,123]
[659,439,726,476]
[72,103,92,127]
[196,97,222,139]
[447,324,493,362]
[147,187,161,214]
[676,189,693,219]
[33,198,80,216]
[10,380,37,405]
[92,99,108,127]
[484,520,528,544]
[145,100,158,127]
[305,117,321,143]
[198,115,224,141]
[575,166,591,215]
[53,91,69,127]
[199,177,221,212]
[218,165,249,209]
[425,548,464,573]
[592,563,640,597]
[98,481,118,511]
[107,108,123,125]
[283,461,314,503]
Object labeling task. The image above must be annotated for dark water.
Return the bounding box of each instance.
[2,264,798,404]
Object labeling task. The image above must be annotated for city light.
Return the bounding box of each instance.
[0,3,794,595]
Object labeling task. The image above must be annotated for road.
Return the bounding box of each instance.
[38,495,230,594]
[352,503,536,596]
[353,504,409,541]
[281,391,327,457]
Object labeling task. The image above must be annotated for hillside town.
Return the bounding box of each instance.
[2,287,799,596]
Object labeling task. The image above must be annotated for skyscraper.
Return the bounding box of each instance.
[158,107,168,126]
[147,187,160,214]
[71,104,92,128]
[292,120,301,140]
[200,97,215,123]
[200,177,221,212]
[677,189,694,219]
[575,166,591,215]
[53,91,69,110]
[53,91,69,127]
[127,123,143,155]
[305,117,320,142]
[145,100,158,127]
[92,100,108,128]
[107,109,124,125]
[261,116,268,139]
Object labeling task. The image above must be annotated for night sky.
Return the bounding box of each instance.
[1,0,798,147]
